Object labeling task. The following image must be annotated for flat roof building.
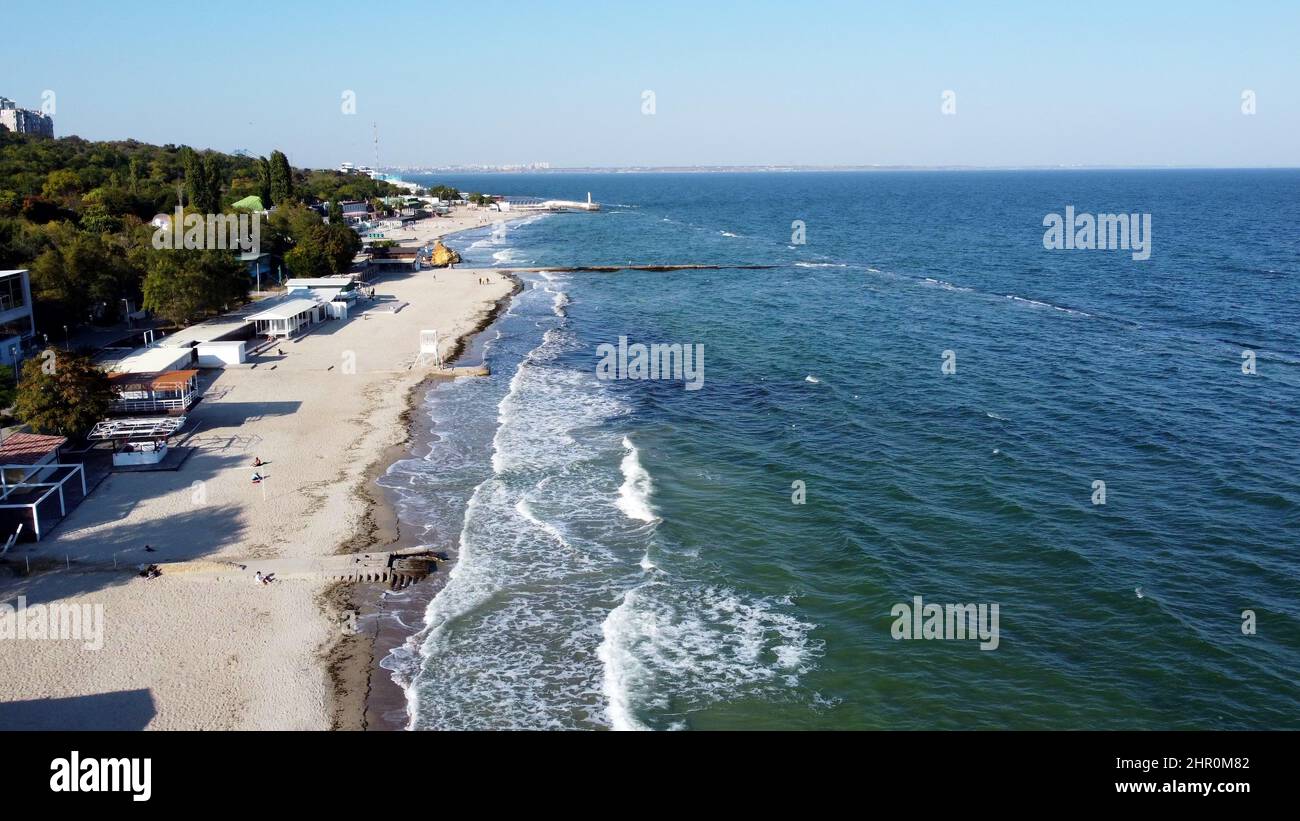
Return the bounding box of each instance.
[247,297,329,338]
[98,345,195,375]
[0,269,36,367]
[0,98,53,137]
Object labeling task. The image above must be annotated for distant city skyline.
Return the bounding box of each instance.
[7,0,1299,170]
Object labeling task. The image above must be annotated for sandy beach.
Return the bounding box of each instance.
[0,213,519,730]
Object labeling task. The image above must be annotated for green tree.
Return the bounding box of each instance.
[269,150,294,206]
[284,223,358,277]
[0,365,17,414]
[321,221,361,272]
[41,169,83,206]
[274,203,358,276]
[142,247,248,325]
[201,154,225,212]
[256,156,274,208]
[283,227,334,277]
[181,148,224,213]
[29,225,138,326]
[15,351,113,437]
[181,147,203,209]
[0,190,20,217]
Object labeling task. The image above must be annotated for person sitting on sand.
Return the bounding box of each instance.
[253,457,263,467]
[252,472,263,484]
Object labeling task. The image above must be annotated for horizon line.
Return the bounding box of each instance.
[379,164,1300,174]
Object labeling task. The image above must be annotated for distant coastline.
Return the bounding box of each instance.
[386,164,1300,174]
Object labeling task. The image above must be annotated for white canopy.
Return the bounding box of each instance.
[246,298,320,322]
[87,416,187,442]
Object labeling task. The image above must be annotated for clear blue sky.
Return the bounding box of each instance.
[7,0,1298,168]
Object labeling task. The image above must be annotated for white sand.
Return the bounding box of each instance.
[374,203,513,250]
[0,252,515,729]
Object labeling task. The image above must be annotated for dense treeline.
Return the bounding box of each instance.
[0,130,397,335]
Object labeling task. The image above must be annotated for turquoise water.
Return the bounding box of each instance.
[386,170,1300,729]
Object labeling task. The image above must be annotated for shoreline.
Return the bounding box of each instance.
[326,274,525,731]
[0,208,530,730]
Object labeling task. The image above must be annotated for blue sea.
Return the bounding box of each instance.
[380,170,1300,730]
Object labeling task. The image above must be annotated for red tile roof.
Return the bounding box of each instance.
[0,432,67,465]
[108,370,199,392]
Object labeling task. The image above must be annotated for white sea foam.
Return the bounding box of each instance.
[493,248,528,265]
[920,277,974,293]
[615,436,658,523]
[513,212,552,229]
[493,342,626,475]
[597,583,823,725]
[1004,294,1092,317]
[515,496,572,550]
[551,290,570,317]
[597,586,653,731]
[407,302,635,728]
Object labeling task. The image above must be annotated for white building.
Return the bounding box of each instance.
[0,270,36,367]
[246,297,329,338]
[0,98,53,137]
[100,345,195,375]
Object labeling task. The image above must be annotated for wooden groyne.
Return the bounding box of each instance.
[153,549,442,590]
[428,364,489,377]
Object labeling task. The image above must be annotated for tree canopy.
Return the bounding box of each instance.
[142,244,249,326]
[0,130,401,337]
[15,350,113,436]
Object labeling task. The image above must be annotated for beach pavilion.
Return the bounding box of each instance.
[107,370,200,415]
[87,416,187,468]
[246,297,328,339]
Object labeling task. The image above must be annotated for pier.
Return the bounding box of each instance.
[500,192,601,212]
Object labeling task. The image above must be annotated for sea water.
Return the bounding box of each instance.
[383,170,1300,730]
